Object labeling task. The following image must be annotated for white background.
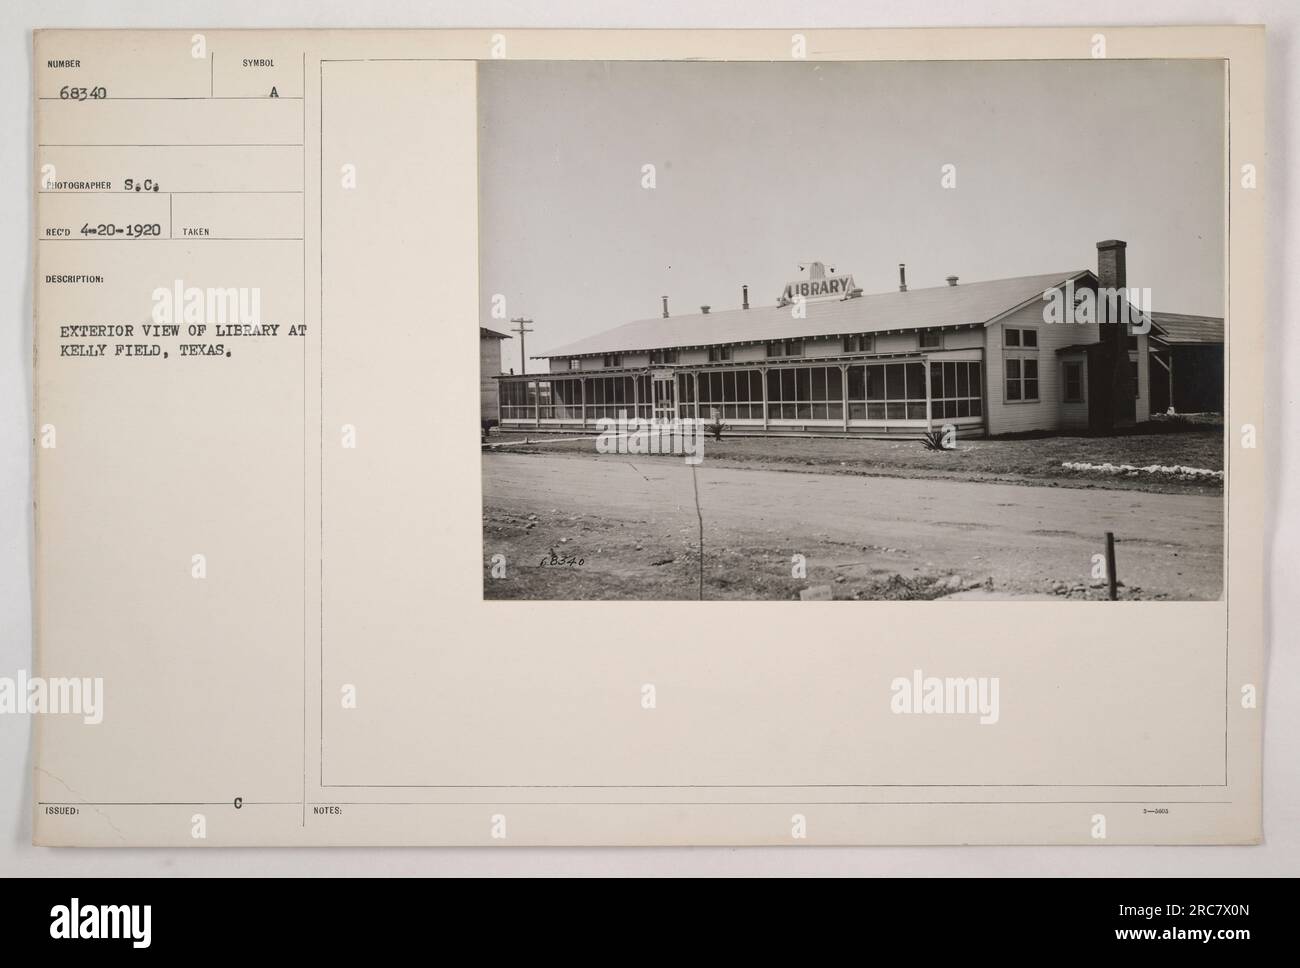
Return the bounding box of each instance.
[3,0,1296,876]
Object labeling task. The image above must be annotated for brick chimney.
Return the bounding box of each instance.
[1096,239,1126,290]
[1095,239,1130,431]
[1097,239,1130,346]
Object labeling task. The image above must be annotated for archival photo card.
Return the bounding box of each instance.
[30,27,1263,847]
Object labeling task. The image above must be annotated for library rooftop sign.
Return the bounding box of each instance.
[780,264,856,303]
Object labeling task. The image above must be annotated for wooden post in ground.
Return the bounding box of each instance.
[1105,531,1118,601]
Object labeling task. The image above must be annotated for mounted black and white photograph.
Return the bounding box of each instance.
[478,58,1226,601]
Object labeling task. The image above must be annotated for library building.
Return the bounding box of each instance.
[493,240,1221,438]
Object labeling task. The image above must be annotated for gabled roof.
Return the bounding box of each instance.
[480,325,513,340]
[1149,312,1224,345]
[535,271,1087,359]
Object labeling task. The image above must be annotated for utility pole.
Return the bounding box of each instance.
[510,317,533,375]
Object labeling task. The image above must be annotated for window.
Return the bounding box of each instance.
[499,380,532,421]
[918,330,943,350]
[845,362,930,421]
[567,358,581,371]
[545,379,584,419]
[1130,358,1140,399]
[694,369,765,420]
[707,345,733,362]
[765,339,804,358]
[928,361,984,419]
[766,365,844,421]
[602,354,623,368]
[650,349,678,365]
[1004,327,1038,349]
[1063,361,1084,403]
[583,375,644,420]
[842,334,873,354]
[1005,358,1039,402]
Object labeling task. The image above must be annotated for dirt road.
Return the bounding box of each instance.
[482,452,1224,600]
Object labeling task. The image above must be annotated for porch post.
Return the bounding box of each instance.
[924,358,933,432]
[761,367,769,430]
[840,364,849,432]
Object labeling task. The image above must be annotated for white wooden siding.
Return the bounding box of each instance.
[986,298,1099,435]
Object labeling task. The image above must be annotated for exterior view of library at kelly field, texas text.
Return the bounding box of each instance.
[489,240,1224,438]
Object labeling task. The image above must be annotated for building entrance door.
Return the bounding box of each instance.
[652,375,675,423]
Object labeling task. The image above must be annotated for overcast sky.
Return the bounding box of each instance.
[478,59,1225,369]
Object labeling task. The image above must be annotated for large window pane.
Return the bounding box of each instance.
[930,362,943,398]
[847,365,865,400]
[782,369,795,401]
[828,366,842,399]
[866,366,884,400]
[812,368,826,401]
[886,364,905,400]
[796,368,811,402]
[906,362,925,400]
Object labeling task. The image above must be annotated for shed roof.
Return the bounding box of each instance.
[1149,312,1224,345]
[480,325,513,340]
[535,271,1087,359]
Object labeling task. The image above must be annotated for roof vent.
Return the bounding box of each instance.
[661,296,669,318]
[701,305,711,314]
[898,263,908,293]
[946,275,959,287]
[742,285,749,310]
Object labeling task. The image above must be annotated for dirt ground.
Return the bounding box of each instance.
[482,449,1224,602]
[485,423,1224,496]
